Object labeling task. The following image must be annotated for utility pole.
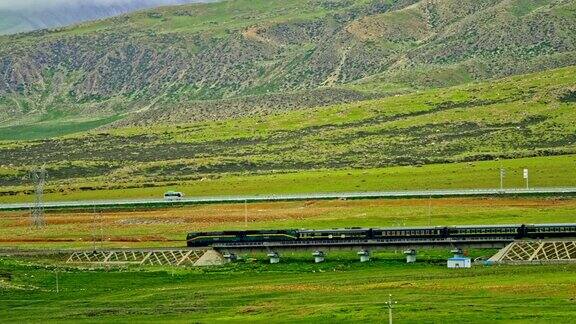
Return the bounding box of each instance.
[385,294,397,324]
[55,269,59,293]
[244,199,248,228]
[100,210,104,249]
[92,205,97,251]
[428,194,432,226]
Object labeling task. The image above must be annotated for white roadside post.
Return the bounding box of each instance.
[499,168,506,191]
[385,294,397,324]
[523,168,529,189]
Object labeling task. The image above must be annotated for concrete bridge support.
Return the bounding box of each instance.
[404,249,417,263]
[267,251,280,264]
[358,249,370,262]
[312,250,325,263]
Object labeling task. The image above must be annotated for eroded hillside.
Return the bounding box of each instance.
[0,0,574,134]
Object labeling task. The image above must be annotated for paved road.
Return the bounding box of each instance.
[1,187,575,210]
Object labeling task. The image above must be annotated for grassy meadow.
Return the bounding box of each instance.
[1,252,576,322]
[1,154,575,204]
[1,1,575,321]
[1,66,575,203]
[1,196,575,250]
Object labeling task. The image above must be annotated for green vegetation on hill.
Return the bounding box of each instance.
[0,0,575,131]
[0,67,574,199]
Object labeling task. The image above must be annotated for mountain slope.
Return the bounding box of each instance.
[0,0,216,35]
[0,66,574,190]
[0,0,575,134]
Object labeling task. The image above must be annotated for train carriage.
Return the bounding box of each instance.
[187,229,299,247]
[526,224,576,239]
[186,224,576,247]
[447,224,521,238]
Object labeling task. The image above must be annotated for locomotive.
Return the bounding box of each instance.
[187,223,576,247]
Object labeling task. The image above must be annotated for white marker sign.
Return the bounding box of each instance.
[523,169,529,179]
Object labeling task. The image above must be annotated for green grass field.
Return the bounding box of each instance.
[1,252,576,322]
[1,196,575,250]
[0,115,122,141]
[1,154,575,204]
[1,2,575,321]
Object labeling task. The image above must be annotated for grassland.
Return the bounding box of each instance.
[1,196,575,249]
[1,154,575,204]
[0,115,121,141]
[1,252,576,322]
[1,66,575,202]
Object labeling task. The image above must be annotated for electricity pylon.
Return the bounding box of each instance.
[29,166,48,228]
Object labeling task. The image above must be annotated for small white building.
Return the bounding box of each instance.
[447,257,471,268]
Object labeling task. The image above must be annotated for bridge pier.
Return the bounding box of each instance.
[222,252,238,263]
[357,249,370,262]
[451,248,464,258]
[404,249,417,263]
[312,250,325,263]
[267,251,280,264]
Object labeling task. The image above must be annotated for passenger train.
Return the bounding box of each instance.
[186,224,576,247]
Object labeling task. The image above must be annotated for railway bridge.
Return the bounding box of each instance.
[51,237,576,266]
[4,224,574,266]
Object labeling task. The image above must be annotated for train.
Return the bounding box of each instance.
[186,224,576,247]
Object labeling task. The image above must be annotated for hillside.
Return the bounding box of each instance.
[0,0,214,35]
[0,66,574,195]
[0,0,575,134]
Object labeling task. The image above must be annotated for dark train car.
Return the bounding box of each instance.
[372,226,446,239]
[187,229,299,247]
[526,224,576,239]
[186,224,576,247]
[446,224,521,238]
[297,228,372,241]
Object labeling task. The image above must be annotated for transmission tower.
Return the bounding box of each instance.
[29,167,48,228]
